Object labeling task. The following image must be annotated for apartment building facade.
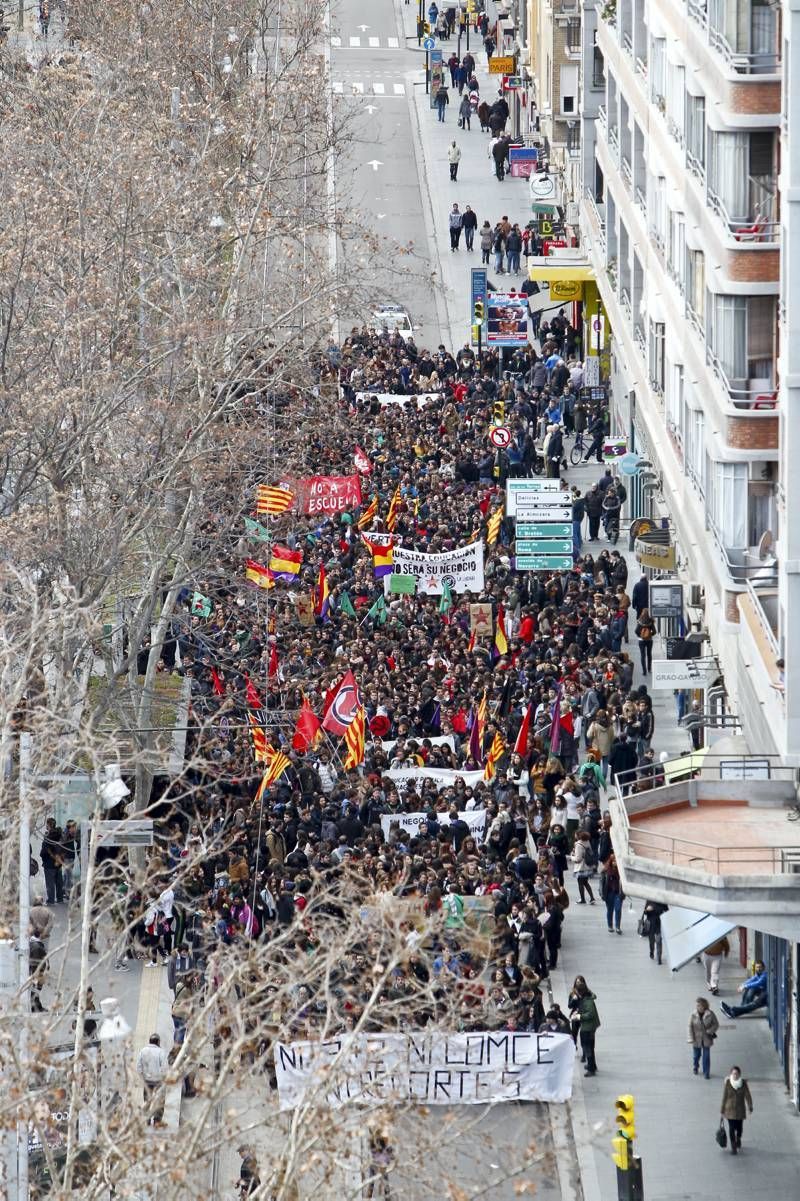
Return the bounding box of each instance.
[577,0,800,759]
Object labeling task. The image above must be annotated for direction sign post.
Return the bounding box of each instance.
[516,522,572,539]
[516,539,573,555]
[423,35,436,49]
[514,505,572,522]
[516,554,574,571]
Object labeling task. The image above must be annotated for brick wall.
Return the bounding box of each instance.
[728,81,781,115]
[726,415,779,449]
[724,590,740,623]
[724,249,780,283]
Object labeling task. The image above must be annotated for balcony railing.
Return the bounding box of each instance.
[608,125,620,157]
[583,188,607,253]
[622,31,633,56]
[620,287,632,322]
[621,155,632,189]
[686,0,781,74]
[686,148,706,186]
[597,103,607,133]
[633,322,646,358]
[706,513,780,586]
[685,299,704,337]
[705,344,778,410]
[707,176,780,243]
[634,185,646,215]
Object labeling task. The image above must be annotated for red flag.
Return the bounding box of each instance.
[268,645,279,679]
[354,445,373,475]
[321,670,361,735]
[467,629,476,653]
[479,491,492,517]
[292,696,322,753]
[322,676,343,718]
[513,702,532,756]
[210,667,225,696]
[245,677,263,709]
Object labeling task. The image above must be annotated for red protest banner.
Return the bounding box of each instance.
[293,475,363,516]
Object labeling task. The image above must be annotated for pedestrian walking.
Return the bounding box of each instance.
[447,52,459,87]
[448,203,463,250]
[642,899,667,963]
[479,219,492,264]
[458,94,472,129]
[682,698,704,750]
[484,34,495,64]
[40,817,65,904]
[461,204,477,250]
[492,225,505,271]
[600,851,624,933]
[635,607,656,674]
[135,1033,169,1126]
[703,934,730,995]
[29,930,48,1012]
[477,99,491,132]
[506,223,522,273]
[688,996,719,1079]
[720,1066,753,1154]
[448,140,461,181]
[236,1145,261,1197]
[575,979,600,1076]
[435,83,449,122]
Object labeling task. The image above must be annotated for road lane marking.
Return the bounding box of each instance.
[373,82,385,93]
[388,36,399,47]
[349,35,360,46]
[369,36,379,46]
[393,82,405,94]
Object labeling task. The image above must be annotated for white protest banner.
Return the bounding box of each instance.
[380,809,486,840]
[385,767,484,790]
[387,543,484,595]
[354,392,440,408]
[275,1030,575,1110]
[380,734,456,754]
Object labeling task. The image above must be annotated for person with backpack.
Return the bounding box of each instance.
[635,606,656,674]
[570,832,596,904]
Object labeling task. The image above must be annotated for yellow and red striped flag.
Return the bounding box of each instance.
[247,712,274,764]
[486,507,503,546]
[256,484,294,515]
[254,749,291,802]
[245,559,274,590]
[357,494,379,530]
[483,731,505,782]
[343,705,366,770]
[386,487,401,532]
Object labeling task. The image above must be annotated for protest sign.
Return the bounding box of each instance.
[380,734,456,754]
[385,767,484,791]
[354,392,440,408]
[469,602,493,636]
[275,1030,576,1110]
[388,543,484,595]
[295,593,315,627]
[292,475,362,516]
[380,808,486,840]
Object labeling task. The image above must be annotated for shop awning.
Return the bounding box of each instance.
[660,906,737,973]
[527,263,595,282]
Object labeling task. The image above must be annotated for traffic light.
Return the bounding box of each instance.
[615,1094,636,1141]
[474,299,484,323]
[492,399,505,426]
[611,1136,629,1171]
[423,19,431,32]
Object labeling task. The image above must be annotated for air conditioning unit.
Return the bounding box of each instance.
[687,582,704,608]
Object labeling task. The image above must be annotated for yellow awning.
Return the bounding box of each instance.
[528,263,595,282]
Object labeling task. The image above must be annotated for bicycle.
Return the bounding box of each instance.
[570,431,587,466]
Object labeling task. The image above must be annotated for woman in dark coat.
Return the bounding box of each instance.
[720,1066,753,1154]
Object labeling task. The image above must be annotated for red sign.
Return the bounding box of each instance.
[542,238,567,257]
[294,475,363,516]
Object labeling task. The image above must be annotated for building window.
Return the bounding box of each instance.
[560,64,579,115]
[649,36,666,109]
[667,211,685,291]
[686,93,706,178]
[566,18,581,51]
[666,361,684,456]
[592,43,605,88]
[666,61,685,145]
[685,248,705,329]
[649,321,665,393]
[708,462,748,551]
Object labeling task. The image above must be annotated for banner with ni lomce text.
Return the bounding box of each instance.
[275,1030,575,1110]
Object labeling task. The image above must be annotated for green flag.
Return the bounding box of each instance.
[244,516,271,543]
[191,591,212,618]
[366,594,388,625]
[438,580,453,614]
[389,573,417,596]
[339,590,357,618]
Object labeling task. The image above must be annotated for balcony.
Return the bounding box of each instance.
[620,156,633,191]
[608,124,620,159]
[597,103,607,134]
[705,345,777,411]
[583,188,607,255]
[619,287,632,322]
[634,185,646,216]
[609,755,800,939]
[686,149,706,187]
[686,0,781,75]
[707,175,780,245]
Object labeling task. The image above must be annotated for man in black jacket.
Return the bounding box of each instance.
[461,204,478,251]
[40,818,64,904]
[585,484,604,541]
[631,573,649,617]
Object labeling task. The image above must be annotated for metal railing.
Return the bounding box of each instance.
[635,56,647,82]
[686,148,706,186]
[621,155,632,188]
[686,0,781,74]
[608,124,620,156]
[634,185,646,214]
[597,103,607,132]
[705,344,777,410]
[619,287,632,321]
[633,323,646,358]
[626,828,800,875]
[743,579,780,658]
[622,31,633,55]
[707,178,780,244]
[705,514,781,586]
[685,299,704,337]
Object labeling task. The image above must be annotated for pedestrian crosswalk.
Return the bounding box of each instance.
[331,35,400,48]
[332,80,407,96]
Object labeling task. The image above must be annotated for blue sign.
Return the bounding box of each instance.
[423,35,436,49]
[619,453,641,476]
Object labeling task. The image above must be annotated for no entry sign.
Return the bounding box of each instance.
[489,426,512,449]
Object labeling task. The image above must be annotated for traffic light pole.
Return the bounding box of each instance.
[425,50,429,93]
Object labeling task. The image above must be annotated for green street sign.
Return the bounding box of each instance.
[515,554,574,571]
[516,539,573,554]
[516,522,572,538]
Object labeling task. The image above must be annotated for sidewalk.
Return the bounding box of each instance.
[396,0,533,350]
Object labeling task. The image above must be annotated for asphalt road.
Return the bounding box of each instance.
[330,0,442,344]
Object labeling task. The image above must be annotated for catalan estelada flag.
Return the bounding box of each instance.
[256,484,294,515]
[315,565,330,620]
[483,731,505,782]
[386,487,401,532]
[254,748,291,801]
[268,543,302,582]
[494,603,509,659]
[344,705,366,770]
[245,559,274,590]
[357,494,379,530]
[487,507,503,546]
[247,711,273,764]
[361,534,394,579]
